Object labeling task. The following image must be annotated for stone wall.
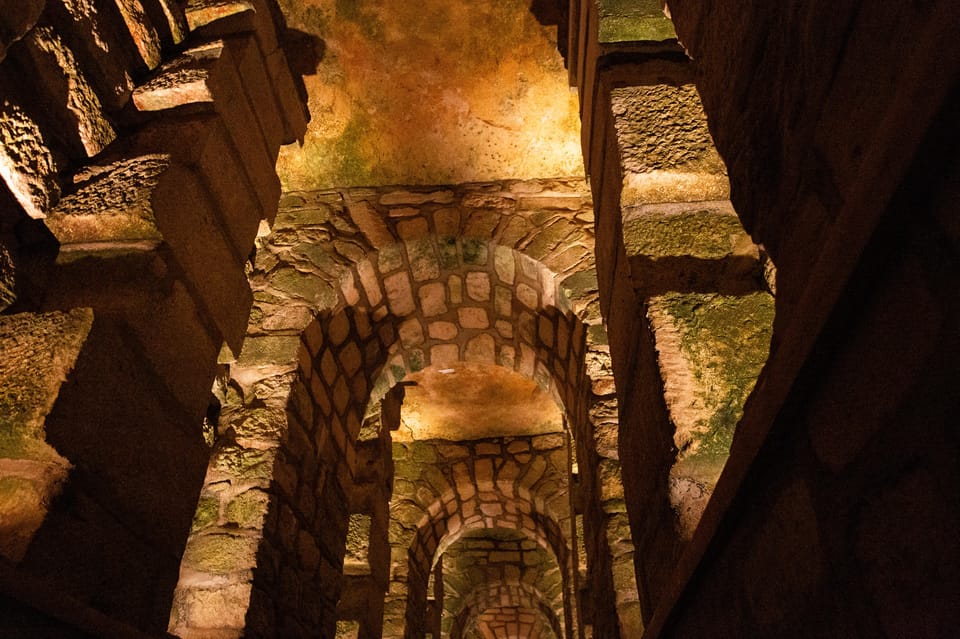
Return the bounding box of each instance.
[169,179,635,638]
[568,2,776,623]
[635,1,960,637]
[0,0,309,633]
[564,0,960,638]
[387,436,572,639]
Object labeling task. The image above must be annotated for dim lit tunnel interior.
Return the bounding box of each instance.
[0,1,957,638]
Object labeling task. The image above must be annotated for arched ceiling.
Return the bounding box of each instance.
[395,363,564,441]
[274,0,583,189]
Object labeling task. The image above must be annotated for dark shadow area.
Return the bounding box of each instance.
[529,0,569,65]
[281,28,326,114]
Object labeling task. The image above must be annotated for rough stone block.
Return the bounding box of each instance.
[133,39,280,220]
[142,0,188,47]
[48,153,251,350]
[265,47,309,144]
[45,0,137,109]
[597,0,675,43]
[130,115,263,259]
[44,155,165,247]
[623,201,764,295]
[224,34,284,158]
[0,309,91,560]
[181,0,255,35]
[611,84,729,205]
[48,252,224,422]
[0,77,62,219]
[111,0,162,70]
[16,25,117,158]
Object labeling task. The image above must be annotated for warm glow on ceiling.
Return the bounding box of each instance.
[396,363,563,441]
[275,0,583,189]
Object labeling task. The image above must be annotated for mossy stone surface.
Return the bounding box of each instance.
[598,0,676,43]
[225,489,271,529]
[182,533,260,573]
[623,211,749,259]
[652,292,774,462]
[191,495,220,532]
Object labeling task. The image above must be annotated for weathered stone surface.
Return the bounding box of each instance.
[264,47,309,144]
[0,87,61,219]
[45,0,137,109]
[0,308,91,448]
[597,0,675,43]
[612,84,729,205]
[16,25,116,157]
[112,0,162,70]
[0,235,14,310]
[131,115,264,257]
[226,34,285,154]
[622,202,751,260]
[53,152,251,348]
[133,39,280,218]
[0,309,90,561]
[647,291,773,464]
[144,0,188,46]
[45,155,165,247]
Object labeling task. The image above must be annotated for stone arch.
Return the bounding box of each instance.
[340,236,591,420]
[388,434,573,639]
[169,184,606,638]
[451,581,562,639]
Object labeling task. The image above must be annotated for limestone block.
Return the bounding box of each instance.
[142,0,188,47]
[623,201,763,294]
[224,35,284,157]
[17,25,117,158]
[45,0,136,109]
[133,39,280,220]
[182,0,280,62]
[130,115,263,258]
[647,291,773,493]
[0,0,44,63]
[48,153,251,349]
[44,155,165,247]
[597,0,676,43]
[612,84,729,205]
[0,82,61,219]
[111,0,162,70]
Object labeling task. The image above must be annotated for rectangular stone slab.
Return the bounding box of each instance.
[111,0,162,70]
[45,0,137,110]
[612,84,729,205]
[47,153,250,350]
[0,73,62,219]
[16,25,117,158]
[130,114,264,259]
[132,38,280,220]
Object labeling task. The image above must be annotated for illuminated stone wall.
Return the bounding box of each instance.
[169,179,637,638]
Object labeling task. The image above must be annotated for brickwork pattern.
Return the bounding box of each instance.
[171,180,629,638]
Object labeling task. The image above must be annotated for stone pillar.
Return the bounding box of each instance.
[568,0,775,619]
[0,0,309,632]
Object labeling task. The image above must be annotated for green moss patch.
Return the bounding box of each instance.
[598,0,676,42]
[623,211,748,259]
[655,292,774,459]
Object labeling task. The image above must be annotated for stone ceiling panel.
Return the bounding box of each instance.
[275,0,583,189]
